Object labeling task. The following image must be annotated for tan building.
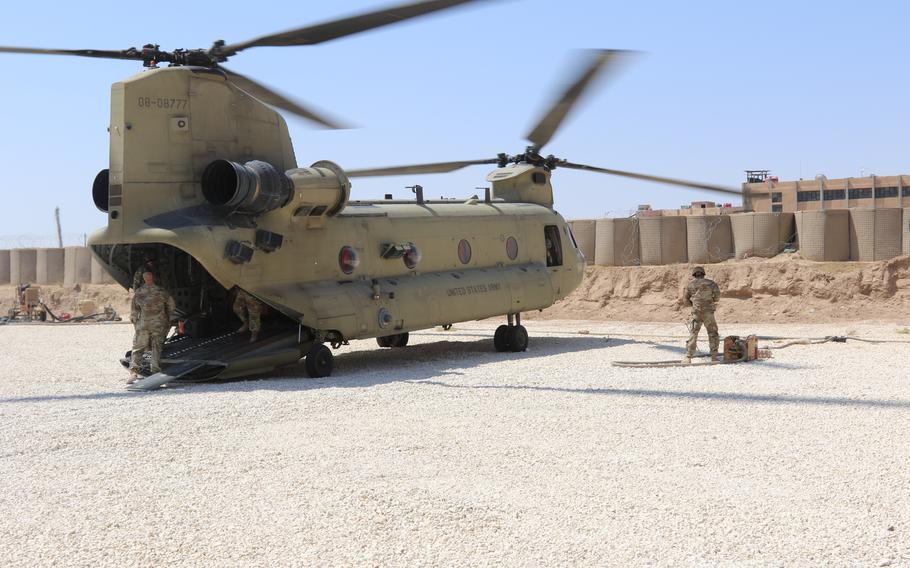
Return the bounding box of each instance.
[637,201,745,217]
[745,171,910,213]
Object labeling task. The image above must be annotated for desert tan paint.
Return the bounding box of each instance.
[90,67,584,340]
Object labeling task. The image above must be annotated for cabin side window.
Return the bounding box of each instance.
[544,225,563,267]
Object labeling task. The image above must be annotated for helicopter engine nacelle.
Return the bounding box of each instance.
[201,158,351,218]
[202,159,294,216]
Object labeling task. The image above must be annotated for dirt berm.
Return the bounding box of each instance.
[536,254,910,324]
[3,254,909,324]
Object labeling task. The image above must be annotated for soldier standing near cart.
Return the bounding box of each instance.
[683,266,721,363]
[233,287,264,343]
[128,271,176,383]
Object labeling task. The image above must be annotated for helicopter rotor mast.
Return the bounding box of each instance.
[0,0,488,128]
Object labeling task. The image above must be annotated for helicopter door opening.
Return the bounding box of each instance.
[544,225,563,267]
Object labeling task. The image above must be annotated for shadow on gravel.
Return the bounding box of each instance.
[0,335,620,404]
[411,381,910,410]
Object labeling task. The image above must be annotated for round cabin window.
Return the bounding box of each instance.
[457,239,472,264]
[506,236,518,260]
[338,246,360,274]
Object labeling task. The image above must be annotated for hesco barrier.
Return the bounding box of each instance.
[36,248,65,284]
[91,256,116,284]
[730,212,795,259]
[638,217,688,265]
[10,248,38,285]
[686,216,733,264]
[0,250,9,284]
[849,208,902,261]
[594,218,640,266]
[904,208,910,256]
[64,246,92,285]
[794,210,849,261]
[569,220,596,265]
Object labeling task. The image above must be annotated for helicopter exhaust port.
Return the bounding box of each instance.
[201,159,294,216]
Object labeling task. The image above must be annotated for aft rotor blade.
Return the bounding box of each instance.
[219,0,486,56]
[560,161,745,197]
[347,158,499,177]
[220,66,348,129]
[525,49,630,150]
[0,45,142,61]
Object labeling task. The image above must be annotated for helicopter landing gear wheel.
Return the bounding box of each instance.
[493,325,511,352]
[507,325,528,352]
[305,344,333,378]
[377,332,409,348]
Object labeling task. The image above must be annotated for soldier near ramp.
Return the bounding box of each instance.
[683,266,721,362]
[128,271,177,383]
[131,250,170,291]
[233,287,264,343]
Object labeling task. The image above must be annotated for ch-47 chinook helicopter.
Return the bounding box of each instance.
[1,0,743,390]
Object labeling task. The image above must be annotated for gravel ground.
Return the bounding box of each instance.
[1,319,909,567]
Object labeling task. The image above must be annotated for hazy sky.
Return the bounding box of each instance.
[1,0,908,243]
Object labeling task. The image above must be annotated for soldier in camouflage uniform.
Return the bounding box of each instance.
[128,271,177,383]
[233,287,263,343]
[683,266,721,362]
[131,251,170,291]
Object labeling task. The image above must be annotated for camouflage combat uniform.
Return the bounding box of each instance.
[233,289,263,333]
[684,276,721,357]
[130,283,176,374]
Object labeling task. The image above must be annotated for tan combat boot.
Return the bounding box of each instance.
[249,331,259,343]
[681,355,692,364]
[710,352,719,362]
[236,323,248,333]
[127,370,139,384]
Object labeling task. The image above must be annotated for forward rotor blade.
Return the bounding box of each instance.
[220,66,348,129]
[220,0,486,56]
[560,161,745,197]
[525,49,630,150]
[0,45,142,61]
[347,158,499,177]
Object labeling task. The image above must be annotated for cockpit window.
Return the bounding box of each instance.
[544,225,563,267]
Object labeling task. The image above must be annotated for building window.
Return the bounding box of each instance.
[797,191,820,202]
[903,186,910,197]
[875,186,899,198]
[771,204,783,213]
[824,189,845,200]
[771,192,782,203]
[849,188,872,199]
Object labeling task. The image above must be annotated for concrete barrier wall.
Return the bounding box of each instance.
[730,212,795,259]
[639,217,688,265]
[686,216,733,264]
[849,208,902,261]
[10,249,38,284]
[0,250,9,284]
[36,248,65,284]
[594,218,640,266]
[569,220,596,265]
[904,208,910,256]
[91,256,116,284]
[64,246,92,285]
[795,210,849,261]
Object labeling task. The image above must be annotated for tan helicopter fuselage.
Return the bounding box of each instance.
[89,66,585,342]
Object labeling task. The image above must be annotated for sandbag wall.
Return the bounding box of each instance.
[10,249,37,284]
[848,208,902,261]
[37,248,65,284]
[794,210,850,261]
[729,212,795,259]
[686,216,733,264]
[638,217,688,265]
[568,220,597,265]
[594,218,640,266]
[904,208,910,256]
[64,247,93,285]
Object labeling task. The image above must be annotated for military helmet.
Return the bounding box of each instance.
[692,266,706,277]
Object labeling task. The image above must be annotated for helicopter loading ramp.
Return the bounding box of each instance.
[124,322,309,391]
